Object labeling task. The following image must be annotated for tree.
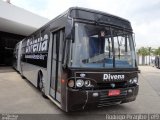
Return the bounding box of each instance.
[153,47,160,56]
[137,47,150,65]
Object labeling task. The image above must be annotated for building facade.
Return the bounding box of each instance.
[0,0,49,66]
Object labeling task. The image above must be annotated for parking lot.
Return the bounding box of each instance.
[0,66,160,115]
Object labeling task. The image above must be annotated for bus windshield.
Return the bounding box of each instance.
[71,22,136,68]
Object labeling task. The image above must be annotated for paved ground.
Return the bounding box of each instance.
[0,66,160,115]
[0,67,15,73]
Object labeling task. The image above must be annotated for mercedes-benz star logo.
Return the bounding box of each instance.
[110,83,115,88]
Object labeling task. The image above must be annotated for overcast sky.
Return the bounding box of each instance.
[10,0,160,49]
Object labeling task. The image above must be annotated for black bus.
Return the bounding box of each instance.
[13,7,139,112]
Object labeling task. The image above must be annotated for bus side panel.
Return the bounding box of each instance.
[20,29,50,88]
[19,13,69,111]
[21,62,47,87]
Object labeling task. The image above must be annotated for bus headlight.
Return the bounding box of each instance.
[129,77,138,84]
[84,80,91,87]
[68,80,75,88]
[76,79,84,87]
[132,77,138,83]
[129,79,133,84]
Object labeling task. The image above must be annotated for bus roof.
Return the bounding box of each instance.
[69,7,130,23]
[28,7,132,37]
[69,7,132,30]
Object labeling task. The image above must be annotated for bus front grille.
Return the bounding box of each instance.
[98,90,127,107]
[97,81,127,89]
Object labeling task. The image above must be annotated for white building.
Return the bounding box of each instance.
[0,0,49,65]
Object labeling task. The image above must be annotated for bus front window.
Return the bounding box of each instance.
[71,23,136,68]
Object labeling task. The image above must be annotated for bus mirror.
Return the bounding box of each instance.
[65,19,74,40]
[65,31,72,40]
[65,28,74,41]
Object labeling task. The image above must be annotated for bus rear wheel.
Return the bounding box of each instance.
[38,72,48,98]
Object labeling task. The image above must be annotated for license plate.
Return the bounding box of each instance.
[108,89,120,96]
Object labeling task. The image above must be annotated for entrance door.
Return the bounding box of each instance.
[49,29,64,103]
[0,37,5,65]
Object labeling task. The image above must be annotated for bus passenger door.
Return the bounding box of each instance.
[50,29,64,103]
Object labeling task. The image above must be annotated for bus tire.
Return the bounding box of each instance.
[21,74,25,79]
[38,72,48,99]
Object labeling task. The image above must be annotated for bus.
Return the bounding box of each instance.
[155,56,160,68]
[13,7,139,112]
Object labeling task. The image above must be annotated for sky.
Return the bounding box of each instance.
[8,0,160,49]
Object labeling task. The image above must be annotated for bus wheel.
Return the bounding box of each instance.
[20,73,25,79]
[38,72,48,98]
[21,75,25,79]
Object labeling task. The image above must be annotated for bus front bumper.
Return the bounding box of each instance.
[67,86,139,111]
